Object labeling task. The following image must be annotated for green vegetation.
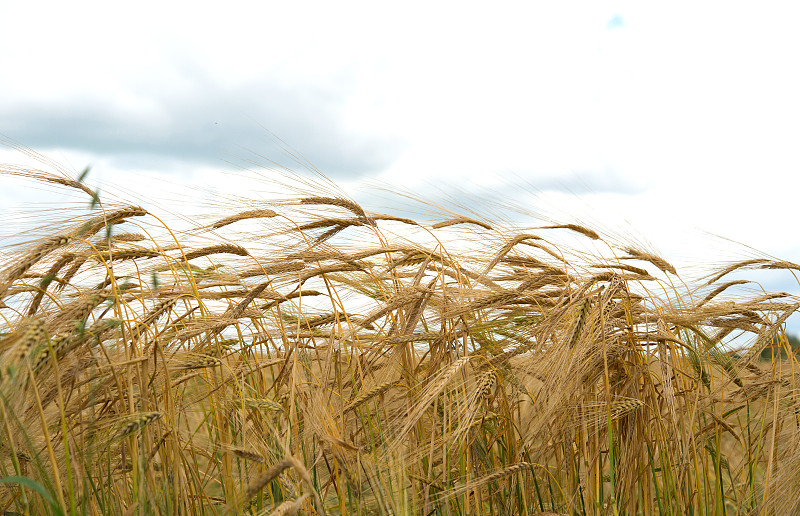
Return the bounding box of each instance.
[761,332,800,360]
[1,165,800,515]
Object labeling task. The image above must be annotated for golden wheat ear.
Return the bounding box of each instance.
[262,494,309,516]
[211,208,278,229]
[299,196,367,218]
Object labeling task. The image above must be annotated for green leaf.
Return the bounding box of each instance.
[77,220,93,237]
[74,320,86,337]
[90,189,101,209]
[39,273,57,288]
[0,475,65,516]
[76,166,91,184]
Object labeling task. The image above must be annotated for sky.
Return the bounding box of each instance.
[2,1,800,328]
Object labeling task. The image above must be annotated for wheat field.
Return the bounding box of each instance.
[1,159,800,515]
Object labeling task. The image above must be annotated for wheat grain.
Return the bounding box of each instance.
[360,287,432,327]
[296,219,350,233]
[475,370,497,399]
[0,167,95,196]
[139,297,179,328]
[590,263,654,279]
[299,196,367,217]
[285,456,327,516]
[76,206,148,238]
[2,235,71,285]
[32,332,69,371]
[244,458,294,500]
[442,462,533,500]
[370,213,419,225]
[761,259,800,271]
[27,253,75,315]
[298,263,363,283]
[344,380,398,412]
[231,447,268,463]
[539,224,600,240]
[98,249,161,261]
[485,234,545,272]
[478,462,532,484]
[211,209,278,229]
[622,247,677,275]
[567,298,592,348]
[49,293,105,329]
[260,494,308,516]
[740,302,800,365]
[704,258,771,285]
[111,232,146,242]
[432,217,492,230]
[180,355,221,370]
[390,356,472,446]
[117,412,162,438]
[260,289,322,310]
[7,319,46,369]
[182,243,249,261]
[608,397,643,419]
[56,254,88,291]
[244,398,284,412]
[172,371,201,386]
[313,224,347,243]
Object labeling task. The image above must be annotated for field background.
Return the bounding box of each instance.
[1,166,800,515]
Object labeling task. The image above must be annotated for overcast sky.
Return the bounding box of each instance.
[2,1,800,327]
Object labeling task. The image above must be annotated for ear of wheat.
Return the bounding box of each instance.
[117,412,162,438]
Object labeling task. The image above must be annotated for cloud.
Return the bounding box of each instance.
[0,72,405,178]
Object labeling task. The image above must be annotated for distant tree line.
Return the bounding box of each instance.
[761,332,800,360]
